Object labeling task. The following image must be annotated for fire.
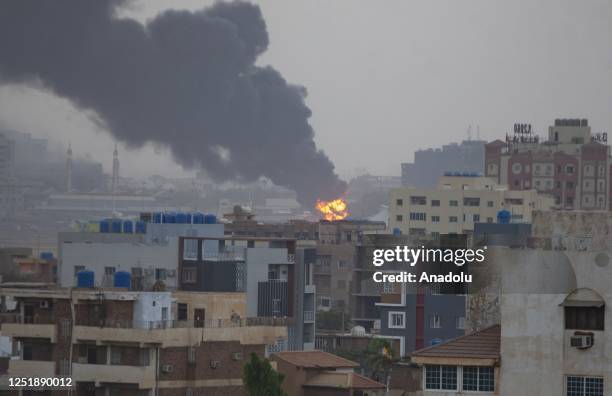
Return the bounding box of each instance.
[316,198,349,221]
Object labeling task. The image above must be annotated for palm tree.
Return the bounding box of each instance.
[364,338,398,394]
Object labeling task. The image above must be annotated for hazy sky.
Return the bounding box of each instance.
[2,0,612,179]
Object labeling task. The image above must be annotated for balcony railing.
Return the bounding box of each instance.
[76,316,294,330]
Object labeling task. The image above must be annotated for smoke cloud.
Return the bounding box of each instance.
[0,0,346,205]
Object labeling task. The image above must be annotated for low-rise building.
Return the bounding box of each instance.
[271,350,385,396]
[388,174,553,237]
[0,284,288,395]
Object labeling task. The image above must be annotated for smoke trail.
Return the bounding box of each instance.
[0,0,346,205]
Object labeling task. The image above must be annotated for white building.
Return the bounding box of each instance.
[58,222,224,290]
[388,174,553,237]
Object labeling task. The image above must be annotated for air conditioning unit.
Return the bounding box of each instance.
[232,352,243,361]
[209,360,220,369]
[39,300,50,309]
[161,364,174,373]
[571,334,594,349]
[167,270,176,277]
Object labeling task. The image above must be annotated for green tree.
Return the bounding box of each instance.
[364,338,398,391]
[243,352,287,396]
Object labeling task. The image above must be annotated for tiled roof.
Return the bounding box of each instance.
[272,351,359,369]
[303,371,385,389]
[411,325,500,360]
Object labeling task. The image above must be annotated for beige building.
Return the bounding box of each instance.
[388,175,553,237]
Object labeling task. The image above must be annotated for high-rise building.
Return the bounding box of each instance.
[112,144,119,194]
[485,119,612,210]
[402,139,485,187]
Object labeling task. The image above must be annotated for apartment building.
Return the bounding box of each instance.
[388,174,553,237]
[58,220,224,290]
[177,236,316,351]
[0,284,287,396]
[486,118,612,210]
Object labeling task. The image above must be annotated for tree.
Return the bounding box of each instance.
[364,338,398,392]
[243,352,287,396]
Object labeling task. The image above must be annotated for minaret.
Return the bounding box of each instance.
[111,144,119,194]
[65,143,72,193]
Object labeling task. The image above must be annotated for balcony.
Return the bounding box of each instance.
[8,360,55,377]
[303,310,315,323]
[1,323,57,343]
[72,363,155,389]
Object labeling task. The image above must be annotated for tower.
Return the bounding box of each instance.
[65,143,72,193]
[111,144,119,194]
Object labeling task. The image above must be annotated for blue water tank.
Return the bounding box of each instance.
[40,251,54,260]
[123,220,133,233]
[153,212,162,223]
[163,212,176,224]
[204,214,217,224]
[185,213,192,224]
[497,210,511,224]
[100,219,111,233]
[176,212,188,224]
[393,228,402,236]
[77,270,95,288]
[111,219,122,233]
[113,271,131,289]
[431,338,443,346]
[193,212,205,224]
[135,220,147,234]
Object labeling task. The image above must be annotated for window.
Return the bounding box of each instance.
[389,312,405,329]
[410,196,427,205]
[463,197,480,207]
[430,315,441,328]
[431,216,440,222]
[449,200,458,207]
[104,266,115,276]
[183,238,198,260]
[487,217,493,223]
[178,303,188,321]
[455,316,465,329]
[409,212,426,221]
[565,306,604,330]
[396,215,403,222]
[383,282,395,293]
[272,299,281,315]
[487,200,494,207]
[449,216,458,223]
[396,199,403,206]
[110,347,122,365]
[431,200,440,207]
[155,268,167,281]
[337,260,348,269]
[566,165,575,174]
[425,365,457,390]
[463,366,495,392]
[182,268,197,284]
[566,376,603,396]
[473,214,480,222]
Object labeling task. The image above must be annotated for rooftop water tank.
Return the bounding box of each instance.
[163,212,176,224]
[153,212,162,223]
[100,219,111,233]
[176,212,188,224]
[193,212,205,224]
[350,326,366,337]
[113,271,131,289]
[135,220,147,234]
[122,220,133,234]
[111,219,122,233]
[76,270,95,288]
[497,209,511,224]
[393,228,402,236]
[40,252,54,260]
[204,214,217,224]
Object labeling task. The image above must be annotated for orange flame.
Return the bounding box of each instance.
[316,198,349,221]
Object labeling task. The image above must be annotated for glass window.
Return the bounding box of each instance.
[396,199,403,206]
[430,315,441,328]
[431,216,440,222]
[425,365,457,390]
[455,316,465,329]
[567,376,603,396]
[449,216,458,223]
[183,238,198,260]
[462,366,494,392]
[182,268,197,284]
[389,312,405,329]
[104,266,115,276]
[449,200,458,207]
[431,200,440,207]
[565,306,604,331]
[396,215,403,222]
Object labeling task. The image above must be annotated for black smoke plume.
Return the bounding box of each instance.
[0,0,346,205]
